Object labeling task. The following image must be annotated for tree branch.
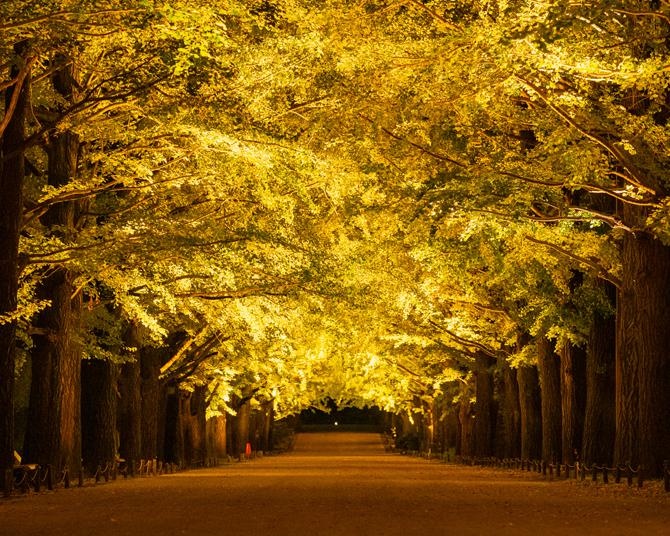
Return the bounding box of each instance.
[523,235,622,289]
[515,75,657,196]
[428,320,505,359]
[160,325,209,375]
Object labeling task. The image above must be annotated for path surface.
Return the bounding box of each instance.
[2,432,669,535]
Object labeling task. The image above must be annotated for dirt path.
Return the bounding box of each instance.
[2,432,669,535]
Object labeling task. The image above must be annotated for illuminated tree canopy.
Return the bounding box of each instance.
[2,1,670,477]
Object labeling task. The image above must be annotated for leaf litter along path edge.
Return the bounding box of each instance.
[1,432,669,536]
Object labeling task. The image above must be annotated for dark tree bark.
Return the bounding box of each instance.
[537,337,562,463]
[517,365,542,460]
[262,400,274,452]
[560,341,586,463]
[24,269,83,475]
[616,219,670,475]
[140,346,163,460]
[473,353,495,457]
[118,324,141,464]
[499,359,521,458]
[235,398,251,459]
[188,386,207,465]
[443,404,459,453]
[457,379,475,457]
[81,359,118,472]
[581,281,616,465]
[226,403,235,457]
[206,414,227,463]
[23,130,83,476]
[163,387,182,465]
[0,41,30,476]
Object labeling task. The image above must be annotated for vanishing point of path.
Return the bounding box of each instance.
[2,433,669,536]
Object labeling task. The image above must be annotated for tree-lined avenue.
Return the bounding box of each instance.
[4,0,670,494]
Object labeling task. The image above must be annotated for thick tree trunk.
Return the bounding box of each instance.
[262,400,274,452]
[616,222,670,475]
[235,399,251,459]
[24,271,83,476]
[560,342,586,463]
[206,414,227,463]
[163,387,182,465]
[81,359,118,472]
[473,353,495,457]
[118,324,142,464]
[0,41,29,475]
[140,346,162,460]
[186,386,207,465]
[457,378,475,457]
[226,405,235,457]
[23,124,83,477]
[537,337,561,463]
[499,360,521,458]
[443,404,459,454]
[582,281,616,465]
[517,365,542,460]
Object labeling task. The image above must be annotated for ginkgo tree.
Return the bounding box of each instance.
[3,0,670,481]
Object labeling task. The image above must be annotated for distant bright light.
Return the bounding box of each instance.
[334,421,339,426]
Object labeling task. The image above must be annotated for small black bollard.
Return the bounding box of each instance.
[602,466,608,484]
[627,464,633,487]
[637,466,644,488]
[664,461,670,492]
[615,465,621,484]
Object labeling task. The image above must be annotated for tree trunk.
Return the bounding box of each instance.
[140,346,162,460]
[81,359,118,472]
[537,337,561,463]
[235,399,251,459]
[517,365,542,460]
[582,281,616,465]
[499,360,521,458]
[206,414,227,463]
[444,404,459,454]
[163,386,183,465]
[226,404,235,457]
[24,270,83,476]
[560,341,586,463]
[0,41,29,475]
[616,221,670,475]
[262,400,274,452]
[457,378,475,457]
[473,353,495,457]
[23,120,84,477]
[187,386,207,465]
[118,324,142,464]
